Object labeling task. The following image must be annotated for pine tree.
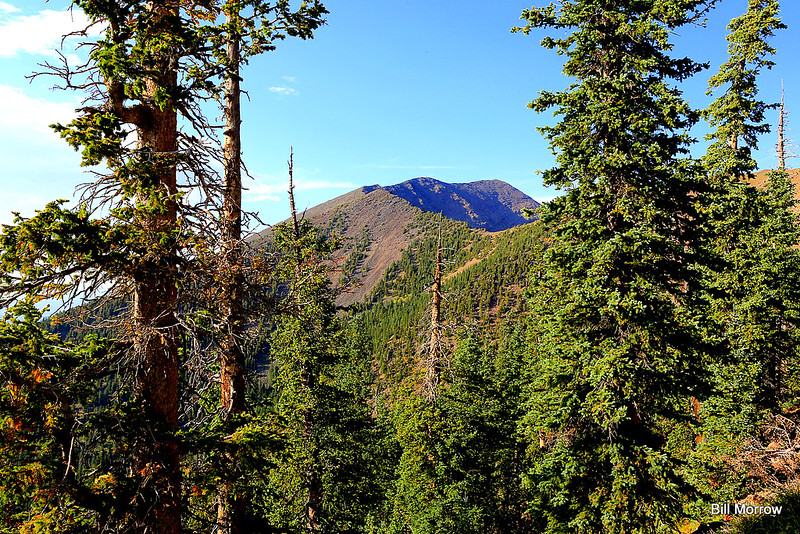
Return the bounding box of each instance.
[388,241,534,533]
[513,1,713,531]
[264,159,388,533]
[210,2,326,531]
[690,169,800,505]
[688,0,800,507]
[0,1,290,530]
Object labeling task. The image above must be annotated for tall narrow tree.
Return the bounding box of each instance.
[514,1,713,531]
[689,0,800,505]
[216,3,246,532]
[778,83,789,169]
[44,2,190,530]
[703,0,785,180]
[1,1,238,530]
[206,2,327,530]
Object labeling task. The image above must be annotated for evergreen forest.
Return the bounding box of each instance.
[2,1,800,533]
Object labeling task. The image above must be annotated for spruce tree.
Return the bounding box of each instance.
[514,1,712,532]
[0,1,323,530]
[691,169,800,505]
[703,0,785,180]
[388,258,533,532]
[688,0,800,506]
[264,163,388,533]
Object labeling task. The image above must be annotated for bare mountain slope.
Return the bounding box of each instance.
[252,178,540,305]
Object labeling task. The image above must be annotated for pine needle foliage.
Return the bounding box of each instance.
[266,220,390,533]
[514,1,715,532]
[688,0,800,510]
[703,0,785,180]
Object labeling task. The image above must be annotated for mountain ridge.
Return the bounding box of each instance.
[253,177,540,305]
[384,177,539,232]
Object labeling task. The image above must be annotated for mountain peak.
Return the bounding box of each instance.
[384,177,539,231]
[253,177,540,304]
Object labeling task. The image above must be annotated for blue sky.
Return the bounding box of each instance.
[0,0,798,229]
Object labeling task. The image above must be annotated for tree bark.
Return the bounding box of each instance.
[217,4,247,533]
[130,2,181,532]
[778,84,787,170]
[423,216,443,402]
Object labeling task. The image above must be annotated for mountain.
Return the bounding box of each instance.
[384,178,540,231]
[359,219,545,382]
[252,178,540,305]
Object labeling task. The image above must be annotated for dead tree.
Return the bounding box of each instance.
[421,214,446,402]
[778,83,789,169]
[216,3,247,532]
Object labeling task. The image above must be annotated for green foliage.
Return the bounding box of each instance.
[515,1,714,532]
[340,225,372,286]
[200,0,328,83]
[361,212,541,385]
[388,327,535,534]
[702,0,785,179]
[5,1,800,532]
[265,220,392,532]
[0,0,329,530]
[687,1,797,509]
[0,299,170,532]
[689,169,800,506]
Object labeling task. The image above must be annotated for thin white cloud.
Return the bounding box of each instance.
[299,180,356,190]
[374,164,457,170]
[0,7,97,58]
[0,2,20,14]
[246,179,356,201]
[268,86,298,96]
[249,180,355,195]
[252,194,281,202]
[0,84,78,137]
[281,76,297,83]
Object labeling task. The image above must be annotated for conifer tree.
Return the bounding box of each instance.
[265,158,388,533]
[691,169,800,504]
[514,1,713,531]
[777,84,790,169]
[688,0,800,505]
[703,0,785,180]
[0,300,121,531]
[209,2,326,531]
[0,1,212,529]
[0,1,327,530]
[388,244,533,533]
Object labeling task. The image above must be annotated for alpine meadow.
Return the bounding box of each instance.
[3,1,800,534]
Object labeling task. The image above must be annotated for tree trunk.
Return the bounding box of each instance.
[130,3,181,532]
[423,216,443,402]
[778,83,787,170]
[217,4,247,533]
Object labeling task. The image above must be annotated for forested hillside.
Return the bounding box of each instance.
[3,1,800,534]
[252,177,539,305]
[358,213,542,382]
